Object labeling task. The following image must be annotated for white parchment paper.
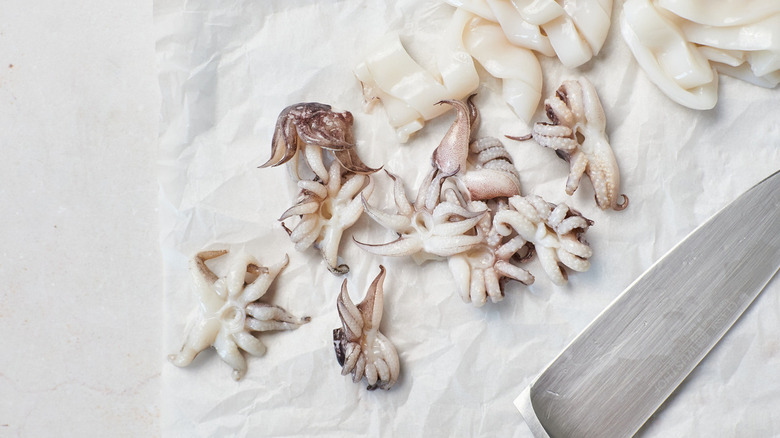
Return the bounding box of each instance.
[155,1,780,436]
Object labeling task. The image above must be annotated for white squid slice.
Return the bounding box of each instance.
[354,35,447,120]
[562,0,613,55]
[357,74,425,144]
[621,0,718,109]
[699,46,780,87]
[655,0,780,27]
[445,0,498,22]
[681,14,780,53]
[746,50,780,78]
[485,0,555,56]
[697,46,745,67]
[542,15,594,68]
[508,0,565,26]
[353,9,480,142]
[462,15,543,122]
[714,62,780,88]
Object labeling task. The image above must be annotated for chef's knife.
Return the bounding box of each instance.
[514,170,780,438]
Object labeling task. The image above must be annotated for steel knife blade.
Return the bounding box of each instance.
[514,170,780,438]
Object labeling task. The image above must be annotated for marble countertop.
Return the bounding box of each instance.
[0,1,161,436]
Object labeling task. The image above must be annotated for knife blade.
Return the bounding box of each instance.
[514,170,780,438]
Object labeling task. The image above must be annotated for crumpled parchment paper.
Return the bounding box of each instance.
[155,1,780,436]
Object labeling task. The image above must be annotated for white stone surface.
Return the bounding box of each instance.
[153,1,779,436]
[0,1,161,436]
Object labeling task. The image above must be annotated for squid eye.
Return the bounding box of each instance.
[555,149,571,162]
[332,328,346,366]
[545,104,559,124]
[556,88,568,105]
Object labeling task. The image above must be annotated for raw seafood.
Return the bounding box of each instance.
[333,266,400,390]
[354,9,480,142]
[355,169,488,264]
[493,195,593,285]
[461,136,522,201]
[359,96,595,305]
[260,102,378,182]
[621,0,780,108]
[434,95,522,200]
[461,14,543,121]
[169,250,309,380]
[263,103,379,274]
[279,162,374,274]
[448,0,614,67]
[621,0,718,109]
[509,78,628,211]
[448,199,535,306]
